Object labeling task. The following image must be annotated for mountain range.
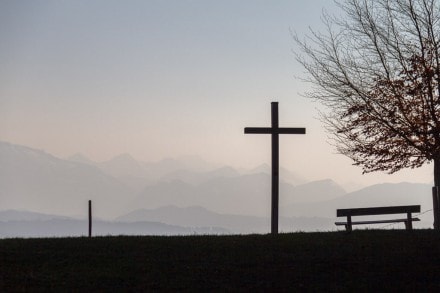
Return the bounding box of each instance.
[0,140,435,236]
[0,210,229,238]
[0,141,133,218]
[115,205,335,233]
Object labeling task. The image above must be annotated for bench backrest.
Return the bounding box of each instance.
[337,205,420,217]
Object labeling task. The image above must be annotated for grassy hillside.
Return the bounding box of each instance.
[1,231,440,291]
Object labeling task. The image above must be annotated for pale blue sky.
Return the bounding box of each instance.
[0,0,432,189]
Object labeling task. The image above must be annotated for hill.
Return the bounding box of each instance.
[116,205,334,233]
[0,208,332,236]
[0,141,136,218]
[1,231,440,291]
[0,210,69,222]
[0,219,229,238]
[131,175,345,217]
[0,210,229,237]
[0,141,344,229]
[2,141,434,233]
[94,154,220,192]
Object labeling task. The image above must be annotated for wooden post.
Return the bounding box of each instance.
[406,212,413,230]
[244,102,306,235]
[271,102,279,235]
[347,215,352,232]
[88,200,92,238]
[433,187,439,230]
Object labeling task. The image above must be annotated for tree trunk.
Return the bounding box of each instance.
[434,158,440,230]
[435,158,440,187]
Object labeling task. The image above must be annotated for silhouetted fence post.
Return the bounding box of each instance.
[88,200,92,237]
[433,187,440,231]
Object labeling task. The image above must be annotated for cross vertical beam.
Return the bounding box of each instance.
[244,101,306,235]
[271,102,279,234]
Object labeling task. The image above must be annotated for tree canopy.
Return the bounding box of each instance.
[295,0,440,177]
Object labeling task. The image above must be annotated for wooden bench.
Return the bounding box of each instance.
[335,205,421,232]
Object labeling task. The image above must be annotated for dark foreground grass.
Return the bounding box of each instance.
[1,230,440,291]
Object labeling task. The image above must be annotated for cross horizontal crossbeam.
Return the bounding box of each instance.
[244,102,306,235]
[244,127,306,134]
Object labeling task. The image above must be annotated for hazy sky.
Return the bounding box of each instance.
[0,0,433,190]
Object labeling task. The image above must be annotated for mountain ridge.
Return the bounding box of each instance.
[0,141,434,232]
[0,141,134,219]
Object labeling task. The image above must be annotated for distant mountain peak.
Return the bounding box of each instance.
[244,163,306,185]
[174,155,218,171]
[0,209,70,221]
[2,143,56,165]
[251,163,271,173]
[110,153,138,162]
[302,178,341,187]
[67,153,94,165]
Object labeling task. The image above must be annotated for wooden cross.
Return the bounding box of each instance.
[244,102,306,234]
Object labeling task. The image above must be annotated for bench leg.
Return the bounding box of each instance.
[346,216,352,232]
[406,213,413,230]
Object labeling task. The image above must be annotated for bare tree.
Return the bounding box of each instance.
[294,0,440,227]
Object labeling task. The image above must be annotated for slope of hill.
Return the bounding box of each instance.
[284,179,346,204]
[90,154,221,192]
[131,173,346,217]
[67,153,95,165]
[159,166,241,185]
[116,205,335,233]
[243,163,307,185]
[131,173,273,216]
[116,205,266,233]
[0,210,69,222]
[0,218,229,238]
[4,141,432,231]
[6,141,340,220]
[0,141,133,219]
[0,207,332,236]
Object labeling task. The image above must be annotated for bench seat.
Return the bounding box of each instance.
[335,218,420,226]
